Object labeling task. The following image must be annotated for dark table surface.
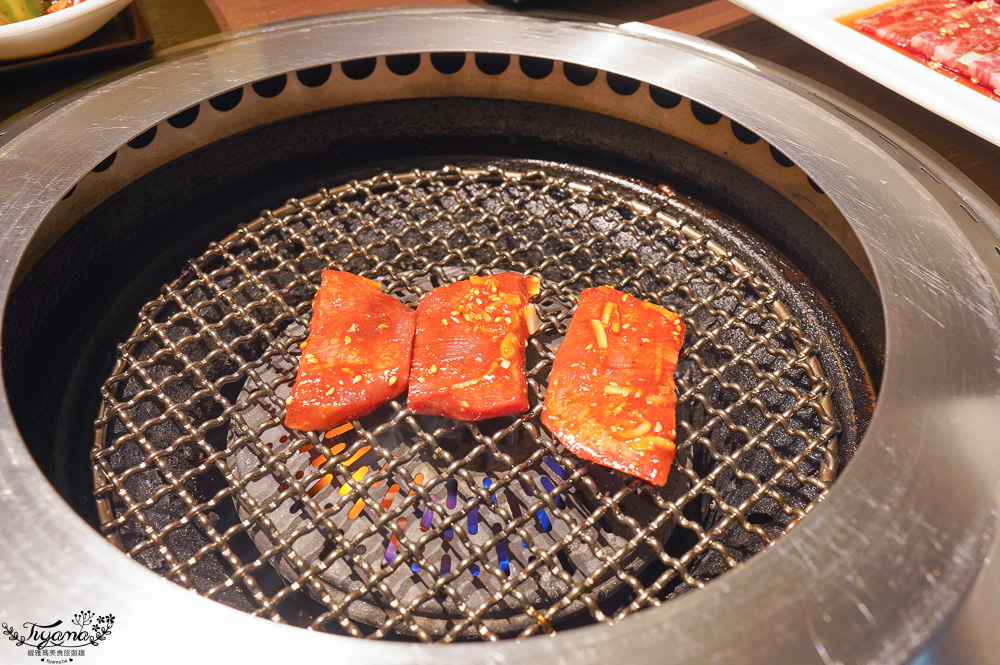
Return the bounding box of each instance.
[3,0,999,204]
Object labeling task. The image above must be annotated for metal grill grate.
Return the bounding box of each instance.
[93,165,845,641]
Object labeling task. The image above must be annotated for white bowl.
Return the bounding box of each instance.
[0,0,133,61]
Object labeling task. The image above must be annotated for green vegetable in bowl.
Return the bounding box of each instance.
[0,0,86,24]
[0,0,45,24]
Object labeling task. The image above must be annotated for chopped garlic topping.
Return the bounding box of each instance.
[524,304,540,334]
[602,302,615,325]
[590,319,608,348]
[613,419,652,439]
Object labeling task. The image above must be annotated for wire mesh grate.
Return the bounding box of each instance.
[93,165,844,641]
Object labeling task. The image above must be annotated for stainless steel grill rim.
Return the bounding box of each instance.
[2,9,1000,665]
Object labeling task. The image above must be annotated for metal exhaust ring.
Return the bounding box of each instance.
[2,9,1000,664]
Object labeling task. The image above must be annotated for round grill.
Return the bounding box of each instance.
[92,164,861,641]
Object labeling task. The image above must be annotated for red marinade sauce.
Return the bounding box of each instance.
[542,286,685,487]
[285,271,416,431]
[407,272,540,421]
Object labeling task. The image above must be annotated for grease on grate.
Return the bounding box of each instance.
[92,165,845,641]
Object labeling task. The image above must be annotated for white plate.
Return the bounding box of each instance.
[0,0,133,60]
[731,0,1000,147]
